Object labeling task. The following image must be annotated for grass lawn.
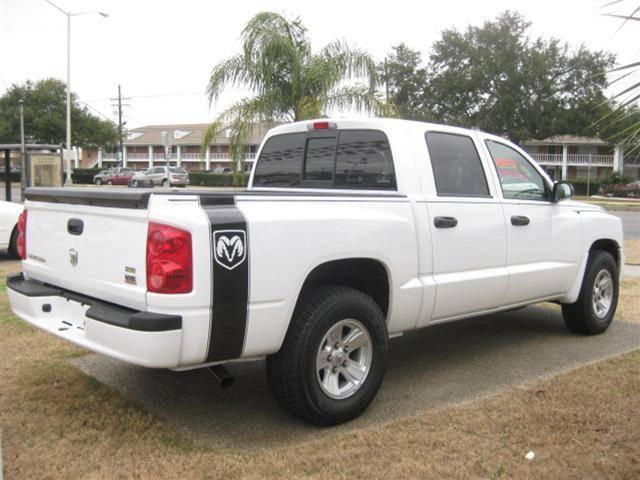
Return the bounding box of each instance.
[1,259,639,479]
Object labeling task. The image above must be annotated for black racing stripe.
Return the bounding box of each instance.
[201,198,249,362]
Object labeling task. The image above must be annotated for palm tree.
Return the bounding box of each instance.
[600,1,640,155]
[203,12,387,185]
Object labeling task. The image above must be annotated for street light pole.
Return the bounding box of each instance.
[19,100,26,197]
[44,1,108,185]
[66,12,71,184]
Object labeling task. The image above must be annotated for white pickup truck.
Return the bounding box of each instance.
[8,119,624,425]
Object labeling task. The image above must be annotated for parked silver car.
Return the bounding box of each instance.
[129,166,190,188]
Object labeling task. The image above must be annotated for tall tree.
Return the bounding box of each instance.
[0,78,118,148]
[204,12,383,184]
[382,12,615,143]
[379,44,428,120]
[425,11,615,142]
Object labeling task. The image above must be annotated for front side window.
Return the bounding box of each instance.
[425,132,490,197]
[486,140,548,201]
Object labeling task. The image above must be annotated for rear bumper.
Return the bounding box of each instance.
[171,178,190,186]
[7,274,183,368]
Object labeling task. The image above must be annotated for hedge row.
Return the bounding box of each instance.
[188,172,248,187]
[71,168,102,185]
[569,179,603,196]
[0,171,21,182]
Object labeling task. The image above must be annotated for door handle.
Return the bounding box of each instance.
[434,216,458,229]
[67,218,84,235]
[511,215,530,226]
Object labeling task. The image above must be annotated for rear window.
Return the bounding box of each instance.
[169,167,187,174]
[253,130,396,190]
[425,132,490,197]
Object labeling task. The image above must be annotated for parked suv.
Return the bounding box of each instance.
[94,167,135,185]
[130,166,190,187]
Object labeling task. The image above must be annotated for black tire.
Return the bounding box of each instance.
[8,226,19,258]
[131,179,138,188]
[95,178,103,185]
[107,180,113,185]
[267,286,388,426]
[562,250,618,335]
[162,179,169,187]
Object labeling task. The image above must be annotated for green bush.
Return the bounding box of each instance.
[71,168,103,185]
[569,178,603,196]
[0,171,21,182]
[188,172,248,187]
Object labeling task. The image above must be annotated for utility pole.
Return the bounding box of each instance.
[111,85,130,165]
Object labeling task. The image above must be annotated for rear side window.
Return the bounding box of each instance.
[253,130,396,190]
[253,133,305,186]
[335,130,396,189]
[425,132,490,197]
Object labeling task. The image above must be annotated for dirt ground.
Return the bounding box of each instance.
[1,258,639,479]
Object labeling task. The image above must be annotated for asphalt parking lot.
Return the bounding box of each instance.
[75,306,640,449]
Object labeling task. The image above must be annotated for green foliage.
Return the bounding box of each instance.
[204,11,382,186]
[0,78,118,148]
[380,44,428,120]
[382,12,615,143]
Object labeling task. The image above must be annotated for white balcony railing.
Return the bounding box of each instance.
[530,153,562,165]
[530,153,614,166]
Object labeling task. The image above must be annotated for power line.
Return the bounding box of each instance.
[77,100,117,125]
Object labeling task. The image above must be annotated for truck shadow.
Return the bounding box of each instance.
[73,305,640,450]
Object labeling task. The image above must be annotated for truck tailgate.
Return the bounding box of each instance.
[23,198,149,311]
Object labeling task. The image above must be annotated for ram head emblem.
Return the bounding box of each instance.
[213,230,247,270]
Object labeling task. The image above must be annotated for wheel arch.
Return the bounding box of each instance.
[589,238,621,269]
[295,257,392,320]
[559,237,622,304]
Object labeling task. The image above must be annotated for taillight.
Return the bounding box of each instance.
[17,210,27,260]
[146,222,192,294]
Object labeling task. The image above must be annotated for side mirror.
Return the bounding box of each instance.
[552,181,574,202]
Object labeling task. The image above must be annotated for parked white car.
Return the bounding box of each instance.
[0,199,23,257]
[7,118,624,425]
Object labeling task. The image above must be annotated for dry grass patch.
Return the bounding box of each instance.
[618,277,640,324]
[625,239,640,265]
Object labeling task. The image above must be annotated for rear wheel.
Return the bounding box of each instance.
[162,179,169,187]
[562,250,618,335]
[95,178,103,185]
[107,180,113,185]
[267,286,388,426]
[131,179,138,188]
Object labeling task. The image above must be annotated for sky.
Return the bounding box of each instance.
[0,0,638,129]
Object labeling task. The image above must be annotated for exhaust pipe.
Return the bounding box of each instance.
[208,364,234,388]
